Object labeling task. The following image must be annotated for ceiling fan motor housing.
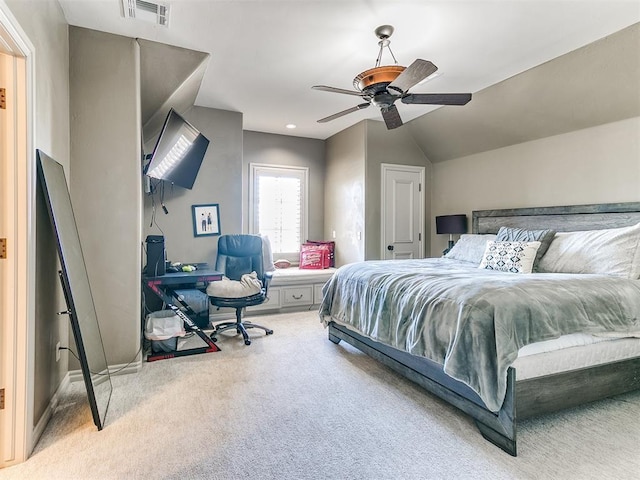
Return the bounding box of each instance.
[371,92,399,108]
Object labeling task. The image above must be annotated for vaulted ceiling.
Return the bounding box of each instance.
[408,23,640,162]
[59,1,640,145]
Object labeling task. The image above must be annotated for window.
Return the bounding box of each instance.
[249,164,308,262]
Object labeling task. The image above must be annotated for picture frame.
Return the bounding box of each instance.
[192,203,221,237]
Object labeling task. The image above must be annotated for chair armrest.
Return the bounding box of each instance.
[263,271,274,295]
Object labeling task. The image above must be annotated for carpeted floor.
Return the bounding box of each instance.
[1,310,639,479]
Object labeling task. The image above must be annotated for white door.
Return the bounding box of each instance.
[381,164,424,260]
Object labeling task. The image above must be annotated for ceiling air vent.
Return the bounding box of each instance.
[122,0,169,27]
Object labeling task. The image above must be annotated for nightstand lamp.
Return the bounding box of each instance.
[436,214,467,255]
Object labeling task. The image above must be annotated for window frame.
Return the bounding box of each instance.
[248,163,309,263]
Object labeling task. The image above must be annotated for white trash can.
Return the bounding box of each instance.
[144,310,186,352]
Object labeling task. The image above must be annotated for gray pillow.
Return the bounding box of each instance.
[495,227,555,271]
[444,234,497,264]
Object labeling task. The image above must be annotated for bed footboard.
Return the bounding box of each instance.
[329,322,640,456]
[328,321,519,456]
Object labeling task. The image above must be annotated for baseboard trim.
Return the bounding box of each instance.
[68,356,144,383]
[32,372,71,445]
[30,356,142,459]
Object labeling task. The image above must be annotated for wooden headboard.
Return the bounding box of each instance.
[472,202,640,234]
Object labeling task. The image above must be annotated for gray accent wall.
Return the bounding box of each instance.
[144,123,326,268]
[242,131,326,242]
[142,106,244,266]
[69,27,142,366]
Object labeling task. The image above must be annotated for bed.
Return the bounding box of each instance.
[319,202,640,456]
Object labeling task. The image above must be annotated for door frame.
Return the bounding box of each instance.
[380,163,425,260]
[0,2,36,467]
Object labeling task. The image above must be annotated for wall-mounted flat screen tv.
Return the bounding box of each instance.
[145,108,210,190]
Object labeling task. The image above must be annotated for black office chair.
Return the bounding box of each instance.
[208,234,273,345]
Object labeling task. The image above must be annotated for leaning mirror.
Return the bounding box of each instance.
[36,149,112,429]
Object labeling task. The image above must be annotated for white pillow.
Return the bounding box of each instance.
[206,271,263,298]
[537,223,640,278]
[261,234,275,272]
[444,234,497,264]
[479,241,542,274]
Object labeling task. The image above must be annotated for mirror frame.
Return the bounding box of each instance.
[36,149,111,430]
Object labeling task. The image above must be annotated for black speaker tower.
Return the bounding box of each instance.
[145,235,166,276]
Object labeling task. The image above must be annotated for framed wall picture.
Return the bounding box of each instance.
[192,203,221,237]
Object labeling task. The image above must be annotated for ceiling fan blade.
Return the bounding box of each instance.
[312,85,365,97]
[381,104,403,130]
[388,59,438,94]
[402,93,472,105]
[317,102,371,123]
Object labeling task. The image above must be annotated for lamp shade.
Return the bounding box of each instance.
[436,214,467,235]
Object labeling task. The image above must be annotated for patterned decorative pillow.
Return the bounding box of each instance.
[479,241,542,274]
[496,227,555,272]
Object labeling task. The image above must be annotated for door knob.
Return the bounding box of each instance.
[387,245,394,251]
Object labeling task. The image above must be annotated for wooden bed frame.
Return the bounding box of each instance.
[328,201,640,456]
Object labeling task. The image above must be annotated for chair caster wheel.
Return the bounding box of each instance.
[211,336,218,342]
[244,339,251,346]
[266,329,274,335]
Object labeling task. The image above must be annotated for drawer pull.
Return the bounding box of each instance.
[292,294,304,300]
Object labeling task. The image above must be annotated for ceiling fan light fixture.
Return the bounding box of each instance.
[353,65,405,92]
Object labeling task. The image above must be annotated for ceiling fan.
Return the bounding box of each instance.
[312,25,472,130]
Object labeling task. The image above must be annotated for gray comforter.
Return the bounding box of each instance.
[319,258,640,412]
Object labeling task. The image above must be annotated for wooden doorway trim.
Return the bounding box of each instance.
[0,2,36,467]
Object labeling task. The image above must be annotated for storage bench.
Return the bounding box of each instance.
[209,267,336,320]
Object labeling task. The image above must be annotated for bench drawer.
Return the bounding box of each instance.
[281,286,313,306]
[247,287,281,312]
[313,284,325,304]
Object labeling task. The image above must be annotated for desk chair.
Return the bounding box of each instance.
[209,234,273,345]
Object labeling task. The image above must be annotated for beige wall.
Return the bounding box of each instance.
[143,106,243,266]
[243,130,326,242]
[408,23,640,163]
[430,116,640,256]
[325,122,366,266]
[5,0,70,427]
[69,27,142,365]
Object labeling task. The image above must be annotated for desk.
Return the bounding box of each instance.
[144,269,223,362]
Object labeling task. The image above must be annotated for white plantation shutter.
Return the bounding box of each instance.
[249,164,308,260]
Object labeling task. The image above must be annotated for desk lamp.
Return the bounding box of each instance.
[436,214,467,255]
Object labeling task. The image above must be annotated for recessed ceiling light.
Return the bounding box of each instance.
[286,124,297,129]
